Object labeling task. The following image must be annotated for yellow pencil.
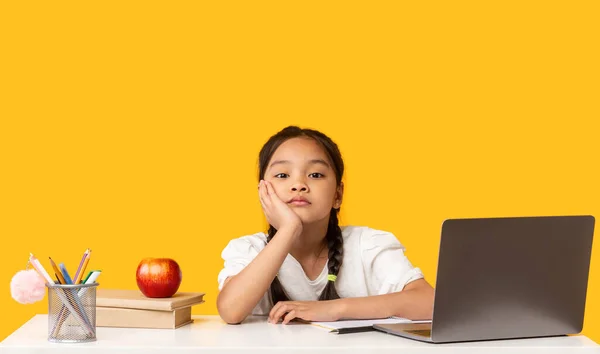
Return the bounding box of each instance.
[75,251,91,284]
[49,257,67,285]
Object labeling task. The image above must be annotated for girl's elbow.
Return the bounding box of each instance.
[219,312,245,325]
[218,306,246,325]
[217,295,247,324]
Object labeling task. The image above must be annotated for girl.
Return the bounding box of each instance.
[217,126,434,325]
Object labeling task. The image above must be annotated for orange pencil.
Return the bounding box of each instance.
[49,257,67,285]
[75,250,91,284]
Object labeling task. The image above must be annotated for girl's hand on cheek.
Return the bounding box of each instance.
[258,180,302,233]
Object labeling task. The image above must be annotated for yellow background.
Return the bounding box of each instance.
[1,1,599,343]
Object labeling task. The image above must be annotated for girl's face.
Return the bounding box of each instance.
[264,137,343,225]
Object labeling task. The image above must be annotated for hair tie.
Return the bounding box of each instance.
[327,274,337,282]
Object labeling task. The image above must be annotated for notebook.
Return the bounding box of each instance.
[311,317,432,334]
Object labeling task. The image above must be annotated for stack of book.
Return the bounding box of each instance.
[95,289,205,329]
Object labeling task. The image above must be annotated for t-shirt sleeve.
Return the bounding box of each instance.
[217,234,265,291]
[361,229,425,295]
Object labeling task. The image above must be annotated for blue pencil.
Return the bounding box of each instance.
[59,263,73,284]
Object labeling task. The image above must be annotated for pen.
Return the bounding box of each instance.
[336,326,376,334]
[84,270,101,284]
[29,253,54,284]
[81,270,98,284]
[77,270,101,297]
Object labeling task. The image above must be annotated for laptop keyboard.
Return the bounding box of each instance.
[405,329,432,337]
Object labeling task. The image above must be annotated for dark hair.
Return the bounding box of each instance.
[258,126,344,304]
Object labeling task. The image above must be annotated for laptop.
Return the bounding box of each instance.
[374,215,595,343]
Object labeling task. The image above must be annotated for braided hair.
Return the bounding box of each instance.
[258,126,344,304]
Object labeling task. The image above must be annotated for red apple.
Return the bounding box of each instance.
[136,258,182,298]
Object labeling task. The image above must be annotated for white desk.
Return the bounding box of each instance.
[1,315,598,354]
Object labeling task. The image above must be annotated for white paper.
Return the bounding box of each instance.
[311,317,431,332]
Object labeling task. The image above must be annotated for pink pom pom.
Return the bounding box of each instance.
[10,269,46,304]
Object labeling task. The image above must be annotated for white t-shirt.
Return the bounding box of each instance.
[217,225,424,315]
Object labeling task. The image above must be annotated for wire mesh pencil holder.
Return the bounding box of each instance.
[46,282,98,343]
